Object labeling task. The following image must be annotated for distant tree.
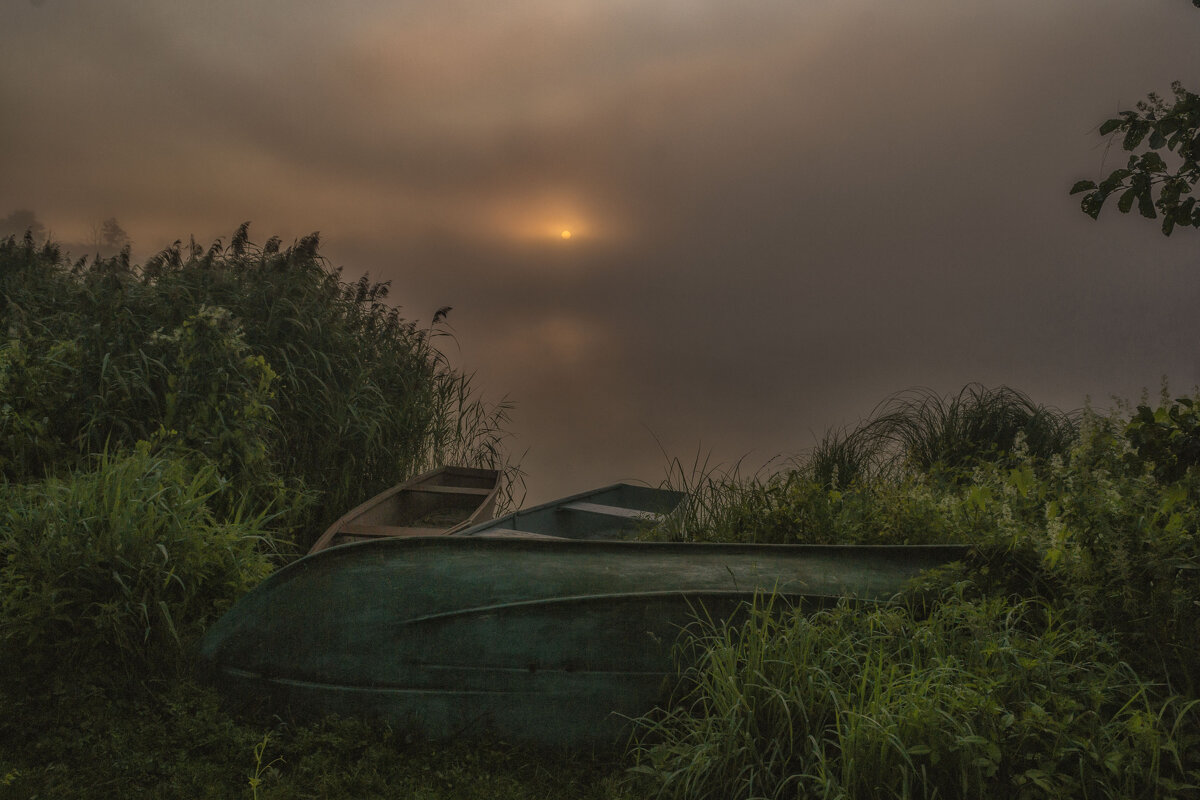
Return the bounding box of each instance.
[0,209,46,243]
[89,216,130,255]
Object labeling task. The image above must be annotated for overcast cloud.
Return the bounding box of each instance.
[3,0,1199,501]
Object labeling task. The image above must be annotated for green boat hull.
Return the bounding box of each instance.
[197,538,970,748]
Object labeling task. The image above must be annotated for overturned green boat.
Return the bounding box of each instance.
[198,537,969,748]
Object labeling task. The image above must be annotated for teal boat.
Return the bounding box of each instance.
[197,537,970,748]
[453,482,685,540]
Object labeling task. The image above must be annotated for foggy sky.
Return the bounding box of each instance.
[3,0,1199,503]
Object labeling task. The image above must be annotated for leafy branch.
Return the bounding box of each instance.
[1072,81,1200,235]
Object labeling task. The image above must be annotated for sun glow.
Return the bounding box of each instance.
[476,189,631,247]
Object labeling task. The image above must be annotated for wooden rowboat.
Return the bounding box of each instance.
[307,466,500,554]
[198,537,970,748]
[453,482,685,540]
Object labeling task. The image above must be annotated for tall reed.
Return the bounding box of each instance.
[0,226,518,547]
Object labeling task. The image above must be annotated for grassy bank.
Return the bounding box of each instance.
[0,678,633,800]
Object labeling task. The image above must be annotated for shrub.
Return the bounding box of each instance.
[1124,395,1200,483]
[1040,406,1200,692]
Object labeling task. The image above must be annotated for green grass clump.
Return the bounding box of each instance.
[632,590,1200,799]
[806,384,1080,488]
[650,384,1081,547]
[0,446,276,684]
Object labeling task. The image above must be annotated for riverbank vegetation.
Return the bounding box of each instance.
[0,229,581,799]
[635,386,1200,798]
[1,228,1197,797]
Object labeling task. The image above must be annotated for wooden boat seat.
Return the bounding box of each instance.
[558,501,656,520]
[414,485,494,496]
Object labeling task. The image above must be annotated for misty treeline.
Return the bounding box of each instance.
[1,208,130,258]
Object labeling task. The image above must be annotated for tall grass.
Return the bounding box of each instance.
[648,453,987,547]
[139,227,519,537]
[806,384,1081,487]
[0,447,277,684]
[632,589,1200,799]
[645,448,767,542]
[647,385,1082,546]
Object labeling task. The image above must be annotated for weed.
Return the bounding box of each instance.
[248,732,284,799]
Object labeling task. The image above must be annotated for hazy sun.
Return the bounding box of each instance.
[561,230,572,240]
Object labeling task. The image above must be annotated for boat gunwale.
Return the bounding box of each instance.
[289,535,974,585]
[339,587,885,630]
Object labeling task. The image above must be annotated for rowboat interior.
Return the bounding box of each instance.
[309,466,500,553]
[456,482,685,540]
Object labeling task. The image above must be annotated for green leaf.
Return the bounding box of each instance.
[1141,152,1167,173]
[1138,188,1157,219]
[1180,196,1197,218]
[1099,118,1122,136]
[1118,188,1137,213]
[158,600,180,645]
[1124,122,1150,150]
[1098,168,1132,194]
[1070,180,1097,194]
[1149,129,1167,149]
